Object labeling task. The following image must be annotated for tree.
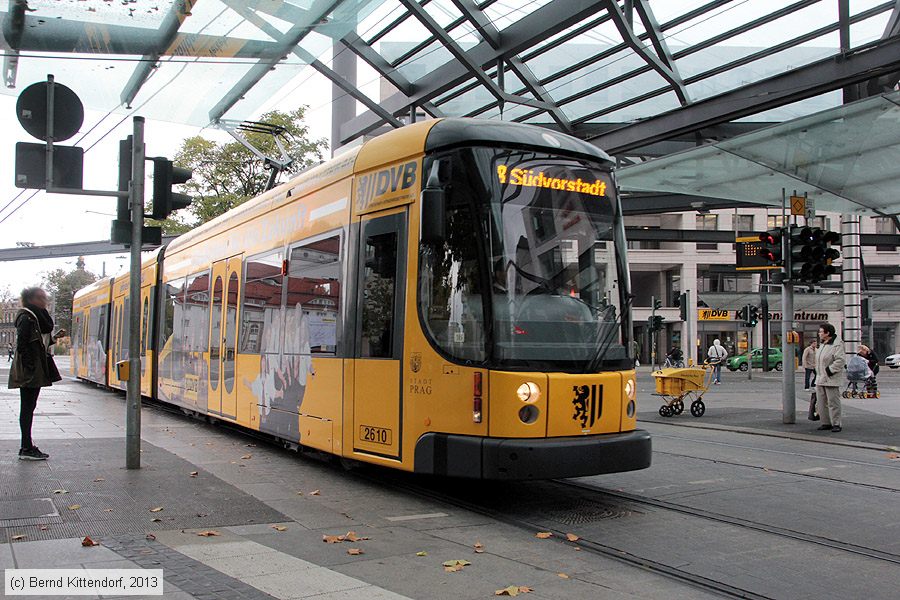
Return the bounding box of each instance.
[43,267,97,334]
[151,107,328,234]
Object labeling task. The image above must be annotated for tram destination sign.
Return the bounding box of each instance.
[736,235,780,271]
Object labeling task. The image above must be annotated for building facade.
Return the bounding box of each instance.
[1,301,18,350]
[628,208,900,366]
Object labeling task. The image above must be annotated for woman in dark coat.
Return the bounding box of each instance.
[7,287,65,460]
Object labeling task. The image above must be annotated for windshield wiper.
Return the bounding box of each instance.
[584,293,633,373]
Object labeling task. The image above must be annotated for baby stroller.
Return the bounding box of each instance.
[844,354,879,398]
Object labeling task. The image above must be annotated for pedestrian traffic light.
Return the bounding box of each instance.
[151,157,193,220]
[759,228,783,268]
[748,305,760,327]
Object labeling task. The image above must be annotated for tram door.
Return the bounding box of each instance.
[208,256,242,419]
[353,211,406,459]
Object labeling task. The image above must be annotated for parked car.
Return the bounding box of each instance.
[886,353,900,369]
[726,348,783,372]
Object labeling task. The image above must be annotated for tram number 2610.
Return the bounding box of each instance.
[359,425,392,446]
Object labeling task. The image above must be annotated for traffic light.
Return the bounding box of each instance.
[759,228,784,268]
[648,315,664,331]
[748,305,760,327]
[787,226,840,283]
[151,157,193,220]
[678,292,688,321]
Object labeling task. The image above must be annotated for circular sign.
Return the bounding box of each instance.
[16,80,85,142]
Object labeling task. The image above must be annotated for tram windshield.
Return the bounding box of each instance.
[419,147,630,372]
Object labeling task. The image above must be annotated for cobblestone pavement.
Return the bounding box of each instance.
[2,358,899,599]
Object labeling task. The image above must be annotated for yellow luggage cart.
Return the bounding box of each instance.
[651,364,713,417]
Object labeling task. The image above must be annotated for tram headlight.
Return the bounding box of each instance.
[516,382,540,402]
[624,378,636,401]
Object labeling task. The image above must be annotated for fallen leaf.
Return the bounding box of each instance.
[565,533,580,542]
[322,534,344,544]
[271,525,287,532]
[535,532,552,539]
[347,548,364,555]
[416,551,428,557]
[344,531,369,542]
[93,478,105,482]
[39,526,48,531]
[296,491,304,496]
[196,513,208,518]
[762,467,771,472]
[68,504,81,511]
[145,533,156,541]
[196,530,220,537]
[442,559,471,572]
[309,489,320,496]
[104,508,114,513]
[557,573,570,579]
[241,454,252,460]
[52,489,68,494]
[81,536,99,547]
[573,547,581,551]
[149,507,164,513]
[12,534,27,541]
[887,452,899,460]
[151,518,162,523]
[474,542,485,553]
[495,585,533,596]
[189,471,199,477]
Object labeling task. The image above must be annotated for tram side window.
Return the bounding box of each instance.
[97,305,108,352]
[184,272,211,353]
[160,277,185,352]
[119,299,130,361]
[361,230,397,358]
[240,251,283,354]
[287,235,341,356]
[88,307,101,344]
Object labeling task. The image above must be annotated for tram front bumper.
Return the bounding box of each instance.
[414,429,651,480]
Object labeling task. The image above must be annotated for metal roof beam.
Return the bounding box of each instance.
[0,238,176,262]
[604,0,689,105]
[209,0,341,123]
[633,0,687,102]
[450,0,572,132]
[120,0,196,109]
[340,32,443,118]
[341,0,602,144]
[589,35,900,154]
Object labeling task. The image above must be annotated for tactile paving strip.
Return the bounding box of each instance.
[104,533,277,600]
[1,438,287,542]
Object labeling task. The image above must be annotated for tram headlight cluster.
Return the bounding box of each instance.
[516,382,540,402]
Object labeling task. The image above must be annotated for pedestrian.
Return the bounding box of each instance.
[802,339,818,390]
[6,341,13,363]
[7,287,65,460]
[632,339,640,367]
[707,338,728,384]
[858,344,879,398]
[814,322,846,433]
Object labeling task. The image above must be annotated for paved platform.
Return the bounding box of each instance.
[2,358,899,599]
[636,365,900,448]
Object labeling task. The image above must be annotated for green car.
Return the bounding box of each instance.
[726,348,784,372]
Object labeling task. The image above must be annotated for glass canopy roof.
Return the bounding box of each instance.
[1,0,897,156]
[616,91,900,217]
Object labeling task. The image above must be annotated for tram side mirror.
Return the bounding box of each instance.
[420,160,446,246]
[421,187,446,245]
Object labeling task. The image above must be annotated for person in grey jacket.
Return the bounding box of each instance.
[814,323,846,432]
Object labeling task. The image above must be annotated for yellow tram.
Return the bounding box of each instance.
[72,118,650,479]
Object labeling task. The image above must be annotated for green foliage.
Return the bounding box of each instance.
[150,107,328,234]
[43,267,98,334]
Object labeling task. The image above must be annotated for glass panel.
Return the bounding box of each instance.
[241,251,284,355]
[287,235,342,356]
[394,40,455,82]
[140,297,149,357]
[185,272,210,380]
[224,272,239,394]
[849,7,894,48]
[209,275,223,392]
[361,229,398,359]
[524,18,624,82]
[563,86,679,123]
[542,49,648,106]
[482,0,554,30]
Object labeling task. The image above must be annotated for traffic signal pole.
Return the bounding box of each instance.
[126,117,144,470]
